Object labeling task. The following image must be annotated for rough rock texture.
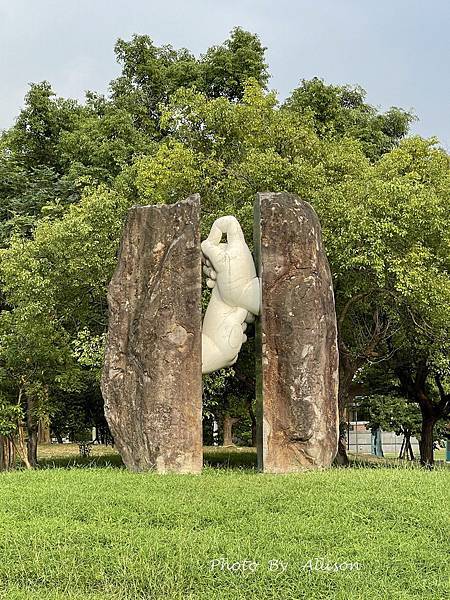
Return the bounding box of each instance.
[254,192,339,472]
[101,195,202,473]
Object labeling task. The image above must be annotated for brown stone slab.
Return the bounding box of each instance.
[255,192,339,472]
[101,195,202,473]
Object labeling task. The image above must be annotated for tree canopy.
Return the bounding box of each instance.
[0,28,448,468]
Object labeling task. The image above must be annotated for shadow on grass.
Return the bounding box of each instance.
[346,453,449,470]
[38,452,258,470]
[32,446,447,471]
[38,453,125,469]
[36,446,258,470]
[203,448,257,470]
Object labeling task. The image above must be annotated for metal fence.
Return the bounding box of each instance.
[347,423,420,455]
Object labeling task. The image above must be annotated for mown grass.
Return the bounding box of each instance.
[36,444,260,470]
[0,448,449,599]
[35,443,448,471]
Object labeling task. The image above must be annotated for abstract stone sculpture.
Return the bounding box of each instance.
[101,192,339,475]
[254,192,339,472]
[201,216,260,374]
[101,195,202,473]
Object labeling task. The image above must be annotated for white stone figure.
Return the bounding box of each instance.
[201,216,260,374]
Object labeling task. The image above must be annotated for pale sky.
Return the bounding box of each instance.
[1,0,449,148]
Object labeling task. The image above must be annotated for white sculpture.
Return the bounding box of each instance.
[201,216,260,374]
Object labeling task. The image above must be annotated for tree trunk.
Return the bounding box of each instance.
[247,400,257,447]
[335,394,350,465]
[0,435,16,471]
[334,354,359,466]
[13,425,32,470]
[394,361,444,468]
[38,420,51,444]
[419,415,436,468]
[223,415,239,447]
[27,428,38,467]
[52,429,64,444]
[398,436,405,459]
[372,427,384,457]
[334,437,350,466]
[26,395,38,468]
[405,435,415,461]
[334,367,353,466]
[212,417,219,446]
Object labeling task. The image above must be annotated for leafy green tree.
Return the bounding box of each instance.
[0,399,23,470]
[58,94,155,185]
[0,308,81,466]
[0,30,447,470]
[4,81,82,172]
[0,88,152,247]
[283,77,414,160]
[297,133,449,462]
[111,36,199,131]
[0,186,129,464]
[200,27,269,100]
[111,27,268,131]
[359,395,422,459]
[0,158,68,246]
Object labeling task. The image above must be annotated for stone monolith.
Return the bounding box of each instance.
[101,195,202,473]
[254,192,339,472]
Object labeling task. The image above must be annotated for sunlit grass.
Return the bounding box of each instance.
[0,446,448,599]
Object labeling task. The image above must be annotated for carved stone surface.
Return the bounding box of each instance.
[254,192,339,472]
[101,195,202,473]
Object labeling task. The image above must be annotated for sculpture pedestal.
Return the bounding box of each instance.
[254,192,339,472]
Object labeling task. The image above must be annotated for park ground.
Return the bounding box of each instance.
[0,446,448,600]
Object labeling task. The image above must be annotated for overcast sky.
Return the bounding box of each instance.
[1,0,449,147]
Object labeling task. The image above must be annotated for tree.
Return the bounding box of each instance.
[333,138,449,465]
[111,28,268,132]
[0,400,22,470]
[0,304,82,466]
[359,395,422,460]
[0,187,128,465]
[4,82,82,172]
[393,356,449,467]
[58,96,155,185]
[283,77,414,160]
[200,27,269,100]
[0,31,447,467]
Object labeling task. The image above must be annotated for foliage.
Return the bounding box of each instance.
[0,187,129,441]
[359,394,422,437]
[111,27,268,129]
[0,28,448,458]
[202,367,235,419]
[3,81,83,171]
[0,401,22,437]
[283,77,414,160]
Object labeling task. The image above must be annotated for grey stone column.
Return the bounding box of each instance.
[254,192,339,472]
[101,195,203,473]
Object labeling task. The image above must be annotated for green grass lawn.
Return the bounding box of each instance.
[0,449,448,599]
